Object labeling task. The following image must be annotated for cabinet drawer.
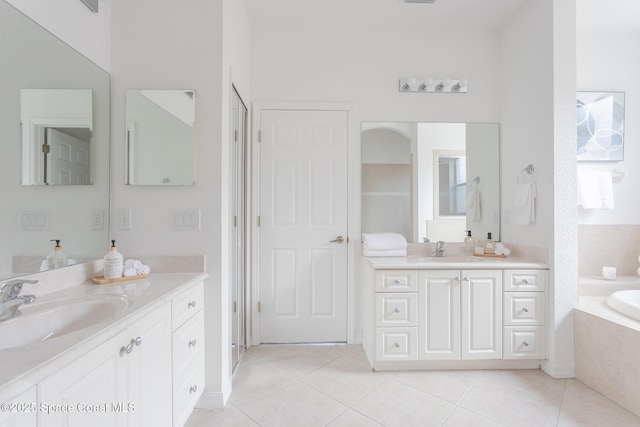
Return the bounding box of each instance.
[503,293,545,325]
[376,293,417,327]
[173,354,205,427]
[172,281,204,331]
[375,327,418,361]
[375,270,418,292]
[503,326,546,359]
[173,310,205,379]
[503,270,547,292]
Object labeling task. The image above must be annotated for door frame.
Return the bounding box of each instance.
[250,102,358,346]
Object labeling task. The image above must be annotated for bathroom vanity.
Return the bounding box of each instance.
[362,255,548,370]
[0,271,206,427]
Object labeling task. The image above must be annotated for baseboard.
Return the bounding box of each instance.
[541,360,575,378]
[196,383,232,410]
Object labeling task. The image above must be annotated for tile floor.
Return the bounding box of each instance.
[185,344,640,427]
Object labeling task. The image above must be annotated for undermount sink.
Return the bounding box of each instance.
[408,255,482,263]
[0,294,129,350]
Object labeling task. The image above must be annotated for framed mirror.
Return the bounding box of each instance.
[125,89,196,186]
[361,122,500,243]
[20,89,93,185]
[0,1,110,279]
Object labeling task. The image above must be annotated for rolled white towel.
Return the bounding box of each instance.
[123,267,138,277]
[494,243,505,256]
[125,259,142,269]
[136,264,151,275]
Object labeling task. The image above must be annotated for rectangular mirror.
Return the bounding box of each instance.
[361,122,500,243]
[125,89,195,185]
[20,89,93,185]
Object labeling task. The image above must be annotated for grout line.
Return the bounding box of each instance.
[455,369,485,405]
[556,378,569,427]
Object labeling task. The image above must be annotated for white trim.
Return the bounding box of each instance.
[250,102,357,345]
[540,360,575,379]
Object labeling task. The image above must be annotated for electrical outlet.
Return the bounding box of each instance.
[117,209,132,230]
[91,209,104,230]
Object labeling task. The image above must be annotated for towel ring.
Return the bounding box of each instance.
[518,164,535,184]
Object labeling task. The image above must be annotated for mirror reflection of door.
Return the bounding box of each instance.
[46,127,91,185]
[231,87,248,373]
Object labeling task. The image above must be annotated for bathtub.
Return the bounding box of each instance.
[608,289,640,321]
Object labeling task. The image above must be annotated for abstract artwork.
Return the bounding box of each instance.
[577,91,625,161]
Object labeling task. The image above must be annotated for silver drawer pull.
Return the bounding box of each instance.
[522,307,529,313]
[522,341,530,347]
[189,339,197,348]
[521,279,529,284]
[393,308,401,314]
[189,385,198,394]
[394,342,400,348]
[462,277,470,282]
[393,279,401,284]
[134,336,142,346]
[188,300,197,308]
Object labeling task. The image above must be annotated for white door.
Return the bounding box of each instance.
[259,109,348,343]
[47,128,91,185]
[461,269,502,359]
[418,270,461,360]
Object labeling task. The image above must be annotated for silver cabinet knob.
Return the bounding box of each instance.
[189,339,197,347]
[394,342,400,348]
[134,336,142,346]
[522,341,530,347]
[188,300,197,308]
[393,308,401,314]
[522,307,529,313]
[462,277,470,282]
[393,279,401,284]
[521,279,529,284]
[189,385,198,394]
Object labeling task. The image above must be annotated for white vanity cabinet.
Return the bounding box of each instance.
[171,282,205,427]
[503,270,547,359]
[362,259,548,370]
[38,302,172,427]
[0,386,37,427]
[418,270,502,361]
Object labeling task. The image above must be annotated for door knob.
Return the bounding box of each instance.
[330,236,345,244]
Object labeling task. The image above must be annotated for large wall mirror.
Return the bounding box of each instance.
[361,122,500,243]
[0,1,110,279]
[125,89,195,186]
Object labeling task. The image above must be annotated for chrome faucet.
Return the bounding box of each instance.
[0,279,37,321]
[431,241,446,257]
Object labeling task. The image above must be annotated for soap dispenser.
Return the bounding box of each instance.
[104,240,124,279]
[46,239,67,270]
[483,232,495,255]
[464,230,474,243]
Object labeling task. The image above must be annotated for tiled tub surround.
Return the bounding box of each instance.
[575,276,640,418]
[0,257,207,425]
[578,224,640,276]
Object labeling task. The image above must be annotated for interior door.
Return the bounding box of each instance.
[259,109,348,343]
[46,127,91,185]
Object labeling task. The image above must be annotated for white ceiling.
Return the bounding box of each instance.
[244,0,640,32]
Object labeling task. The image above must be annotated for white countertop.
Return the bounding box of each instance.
[362,254,548,270]
[0,272,207,401]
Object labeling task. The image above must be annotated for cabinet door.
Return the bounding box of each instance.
[125,302,172,427]
[461,270,502,360]
[418,270,460,360]
[38,330,128,427]
[0,387,36,427]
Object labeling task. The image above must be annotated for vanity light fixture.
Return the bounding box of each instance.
[399,77,468,93]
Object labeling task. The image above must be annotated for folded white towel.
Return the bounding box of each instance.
[123,267,138,277]
[362,233,407,251]
[125,259,142,269]
[512,182,537,225]
[363,249,407,257]
[577,171,614,209]
[467,181,481,222]
[136,264,151,275]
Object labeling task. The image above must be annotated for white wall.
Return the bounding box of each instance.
[500,0,578,378]
[111,0,251,407]
[577,31,640,225]
[5,0,111,71]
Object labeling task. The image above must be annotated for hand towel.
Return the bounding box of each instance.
[362,233,407,251]
[577,171,614,209]
[467,181,481,222]
[125,259,142,269]
[512,182,537,225]
[136,264,151,275]
[363,249,407,257]
[123,267,138,277]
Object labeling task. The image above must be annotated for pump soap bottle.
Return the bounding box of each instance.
[464,230,474,243]
[46,239,67,269]
[483,232,496,255]
[104,240,124,279]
